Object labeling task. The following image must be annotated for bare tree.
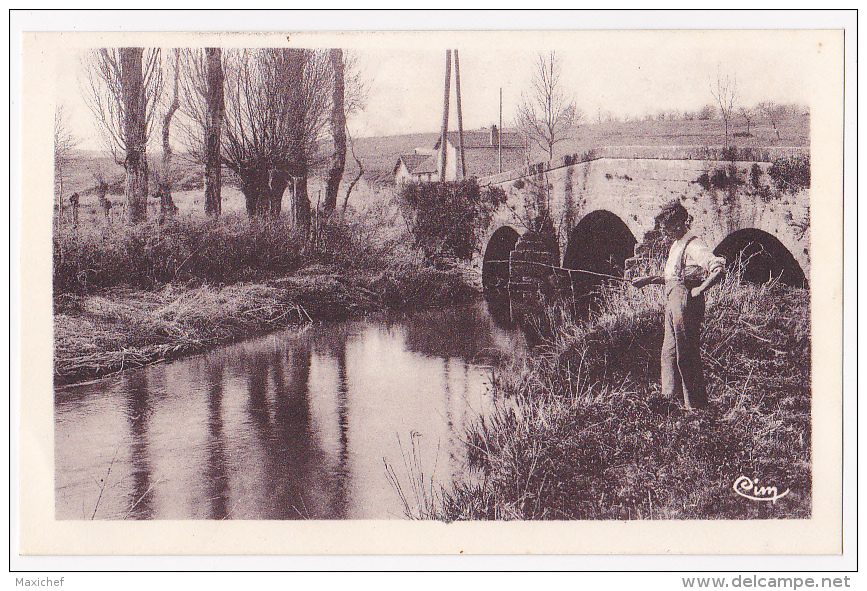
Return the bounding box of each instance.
[324,48,346,215]
[221,48,331,223]
[710,70,739,148]
[758,101,784,140]
[82,48,163,224]
[54,104,78,228]
[515,52,579,161]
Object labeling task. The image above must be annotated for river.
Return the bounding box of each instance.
[54,300,525,520]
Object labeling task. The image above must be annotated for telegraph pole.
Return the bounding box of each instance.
[439,50,452,182]
[455,50,466,180]
[499,87,503,173]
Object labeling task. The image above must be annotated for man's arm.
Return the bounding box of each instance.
[632,274,665,288]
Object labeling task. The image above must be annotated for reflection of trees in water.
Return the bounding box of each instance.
[240,342,356,519]
[332,341,350,519]
[307,324,352,518]
[204,359,230,520]
[442,358,473,485]
[123,372,154,519]
[403,305,498,362]
[243,345,317,519]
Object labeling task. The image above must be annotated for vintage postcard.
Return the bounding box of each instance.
[14,12,852,563]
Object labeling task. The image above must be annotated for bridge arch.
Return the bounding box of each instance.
[482,226,521,291]
[714,228,807,288]
[563,210,637,279]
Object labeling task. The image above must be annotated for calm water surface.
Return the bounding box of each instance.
[55,301,524,519]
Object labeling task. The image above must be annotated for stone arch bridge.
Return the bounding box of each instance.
[475,146,810,300]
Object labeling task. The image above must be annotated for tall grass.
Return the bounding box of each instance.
[415,263,811,520]
[53,213,394,294]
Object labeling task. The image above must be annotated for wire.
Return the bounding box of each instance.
[485,259,631,282]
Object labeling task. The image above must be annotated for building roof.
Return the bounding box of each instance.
[434,129,525,150]
[395,154,429,173]
[412,154,440,174]
[394,153,439,176]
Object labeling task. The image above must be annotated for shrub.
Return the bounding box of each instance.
[768,155,810,194]
[750,163,762,188]
[400,179,506,262]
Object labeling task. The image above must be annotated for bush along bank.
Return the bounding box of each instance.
[411,265,811,520]
[53,216,477,386]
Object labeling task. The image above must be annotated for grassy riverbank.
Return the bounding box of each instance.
[402,267,811,520]
[53,215,476,386]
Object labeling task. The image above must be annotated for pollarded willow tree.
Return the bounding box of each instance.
[82,48,163,224]
[221,48,331,224]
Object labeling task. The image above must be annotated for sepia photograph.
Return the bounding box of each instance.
[13,12,852,563]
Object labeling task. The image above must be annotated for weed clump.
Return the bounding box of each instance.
[768,155,810,194]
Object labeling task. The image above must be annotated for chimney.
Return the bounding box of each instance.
[490,124,498,146]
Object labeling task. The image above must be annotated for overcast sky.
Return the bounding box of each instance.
[55,29,823,151]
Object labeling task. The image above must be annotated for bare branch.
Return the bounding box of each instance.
[515,51,577,161]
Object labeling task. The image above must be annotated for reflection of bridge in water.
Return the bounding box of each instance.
[476,146,810,334]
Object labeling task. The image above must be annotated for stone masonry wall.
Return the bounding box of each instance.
[477,148,810,281]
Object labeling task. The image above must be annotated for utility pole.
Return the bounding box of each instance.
[499,87,503,173]
[439,50,452,182]
[455,49,466,180]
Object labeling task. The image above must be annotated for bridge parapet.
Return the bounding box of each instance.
[479,145,809,187]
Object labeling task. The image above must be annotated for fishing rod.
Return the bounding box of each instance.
[485,259,632,282]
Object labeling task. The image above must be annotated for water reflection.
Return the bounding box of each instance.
[55,302,523,519]
[124,372,154,519]
[204,360,229,520]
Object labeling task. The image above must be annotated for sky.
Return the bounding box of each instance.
[53,29,824,151]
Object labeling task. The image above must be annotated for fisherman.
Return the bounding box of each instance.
[632,200,726,410]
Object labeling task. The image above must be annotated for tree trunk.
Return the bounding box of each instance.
[268,168,289,217]
[204,47,224,218]
[56,164,63,230]
[240,169,267,217]
[121,48,149,225]
[287,49,309,231]
[342,127,363,217]
[159,49,181,224]
[324,49,346,215]
[96,181,111,226]
[293,173,311,230]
